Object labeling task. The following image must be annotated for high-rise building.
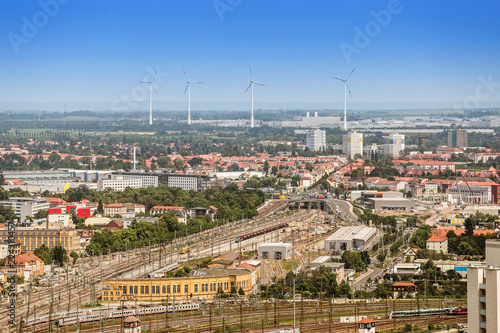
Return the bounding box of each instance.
[468,240,500,333]
[343,132,363,158]
[306,129,326,151]
[448,129,468,148]
[384,133,405,158]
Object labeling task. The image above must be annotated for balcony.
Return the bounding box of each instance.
[479,283,486,289]
[479,296,486,302]
[480,309,486,316]
[480,322,486,329]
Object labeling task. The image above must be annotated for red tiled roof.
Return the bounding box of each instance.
[392,282,416,287]
[359,318,375,323]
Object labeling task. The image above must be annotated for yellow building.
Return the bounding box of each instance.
[0,228,81,253]
[102,268,253,302]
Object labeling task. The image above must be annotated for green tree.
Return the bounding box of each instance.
[34,209,48,219]
[34,244,53,265]
[51,245,69,267]
[238,287,245,296]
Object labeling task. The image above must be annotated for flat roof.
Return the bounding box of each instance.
[311,256,331,264]
[258,242,292,248]
[326,226,376,242]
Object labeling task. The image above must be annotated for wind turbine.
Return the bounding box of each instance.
[333,68,355,131]
[139,80,158,125]
[183,69,203,125]
[245,66,266,128]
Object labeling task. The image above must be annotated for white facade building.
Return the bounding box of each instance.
[97,177,143,191]
[112,173,158,187]
[0,197,50,222]
[257,243,293,260]
[343,132,363,158]
[468,240,500,333]
[384,133,405,158]
[306,129,326,151]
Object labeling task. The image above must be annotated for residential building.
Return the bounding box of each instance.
[102,267,254,301]
[426,232,448,254]
[0,197,49,222]
[1,252,44,280]
[468,240,500,333]
[97,177,142,191]
[343,132,363,158]
[384,133,405,158]
[47,213,73,228]
[150,206,187,224]
[187,206,217,221]
[310,256,345,284]
[306,129,326,151]
[448,129,468,148]
[103,203,127,217]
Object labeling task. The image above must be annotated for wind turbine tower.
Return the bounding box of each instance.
[183,69,203,125]
[245,66,266,128]
[333,68,355,131]
[139,81,157,125]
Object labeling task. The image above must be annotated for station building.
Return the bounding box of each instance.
[102,267,254,301]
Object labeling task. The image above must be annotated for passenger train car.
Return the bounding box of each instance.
[22,306,118,327]
[388,307,457,319]
[55,303,199,327]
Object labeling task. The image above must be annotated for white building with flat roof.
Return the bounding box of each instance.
[384,133,405,158]
[468,240,500,333]
[0,197,49,222]
[324,226,377,255]
[257,243,293,260]
[306,129,326,151]
[97,177,143,191]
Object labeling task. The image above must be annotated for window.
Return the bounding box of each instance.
[145,286,149,294]
[140,286,144,294]
[167,285,170,294]
[152,286,155,294]
[129,286,133,294]
[156,286,160,294]
[173,285,176,294]
[194,284,198,293]
[184,285,188,294]
[162,285,166,294]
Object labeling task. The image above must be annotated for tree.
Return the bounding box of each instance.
[70,251,79,264]
[464,217,475,236]
[34,244,52,265]
[238,287,245,296]
[34,209,49,219]
[341,250,364,272]
[188,157,204,167]
[51,245,69,267]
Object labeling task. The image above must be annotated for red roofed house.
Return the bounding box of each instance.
[2,252,44,280]
[103,203,127,217]
[426,232,448,254]
[358,317,375,333]
[150,206,187,224]
[392,282,417,297]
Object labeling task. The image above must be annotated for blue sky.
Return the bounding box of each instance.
[1,0,500,111]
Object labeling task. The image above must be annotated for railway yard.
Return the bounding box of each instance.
[1,198,468,332]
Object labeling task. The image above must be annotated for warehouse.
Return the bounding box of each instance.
[257,243,293,260]
[366,198,415,211]
[324,226,377,255]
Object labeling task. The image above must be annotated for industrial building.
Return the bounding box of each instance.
[324,226,377,255]
[257,243,293,260]
[366,198,415,211]
[468,240,500,333]
[310,256,345,284]
[306,129,326,151]
[343,132,363,158]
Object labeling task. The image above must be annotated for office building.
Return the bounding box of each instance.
[306,129,326,151]
[468,240,500,333]
[384,133,405,158]
[97,177,143,191]
[343,132,363,158]
[0,197,49,222]
[448,129,468,148]
[111,171,211,192]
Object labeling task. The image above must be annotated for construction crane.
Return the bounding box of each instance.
[461,176,479,205]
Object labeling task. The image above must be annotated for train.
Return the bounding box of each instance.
[388,306,465,319]
[55,303,200,327]
[235,222,289,243]
[22,303,200,327]
[22,306,118,327]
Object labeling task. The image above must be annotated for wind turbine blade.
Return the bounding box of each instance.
[333,77,344,82]
[254,82,266,87]
[245,82,252,93]
[183,84,189,96]
[249,65,253,80]
[192,81,203,84]
[183,69,189,81]
[346,67,355,81]
[346,82,353,97]
[151,83,158,95]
